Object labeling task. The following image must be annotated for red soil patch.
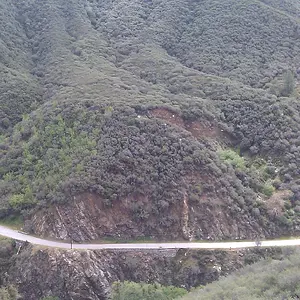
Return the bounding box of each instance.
[185,121,219,139]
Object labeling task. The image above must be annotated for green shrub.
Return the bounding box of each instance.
[8,193,36,210]
[112,281,187,300]
[218,149,245,170]
[278,215,293,227]
[261,183,275,197]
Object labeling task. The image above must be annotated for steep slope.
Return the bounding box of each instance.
[0,0,42,134]
[181,248,300,300]
[91,0,300,87]
[0,0,300,242]
[0,239,284,300]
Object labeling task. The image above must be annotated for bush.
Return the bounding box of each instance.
[8,193,36,210]
[218,149,245,170]
[261,183,275,197]
[111,281,187,300]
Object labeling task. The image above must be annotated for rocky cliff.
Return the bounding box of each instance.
[28,189,289,242]
[0,240,283,300]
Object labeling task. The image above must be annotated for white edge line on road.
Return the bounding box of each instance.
[1,225,300,250]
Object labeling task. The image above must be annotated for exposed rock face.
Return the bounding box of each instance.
[10,248,112,300]
[29,192,184,241]
[10,250,110,300]
[27,189,289,242]
[5,243,283,300]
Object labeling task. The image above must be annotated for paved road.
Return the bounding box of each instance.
[0,225,300,250]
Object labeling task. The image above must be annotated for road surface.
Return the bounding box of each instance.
[0,225,299,250]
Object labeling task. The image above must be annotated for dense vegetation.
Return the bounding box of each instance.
[180,248,300,300]
[0,0,300,239]
[111,281,187,300]
[0,237,19,300]
[0,286,19,300]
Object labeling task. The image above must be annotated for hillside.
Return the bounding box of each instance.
[110,247,300,300]
[108,248,300,300]
[0,0,300,243]
[180,248,300,300]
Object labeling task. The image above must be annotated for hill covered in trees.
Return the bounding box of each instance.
[0,0,300,241]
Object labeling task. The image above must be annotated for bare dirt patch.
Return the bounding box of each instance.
[266,190,292,217]
[151,108,221,140]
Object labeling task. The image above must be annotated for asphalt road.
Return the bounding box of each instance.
[0,225,299,250]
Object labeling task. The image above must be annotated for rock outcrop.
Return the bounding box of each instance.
[0,241,283,300]
[27,189,289,243]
